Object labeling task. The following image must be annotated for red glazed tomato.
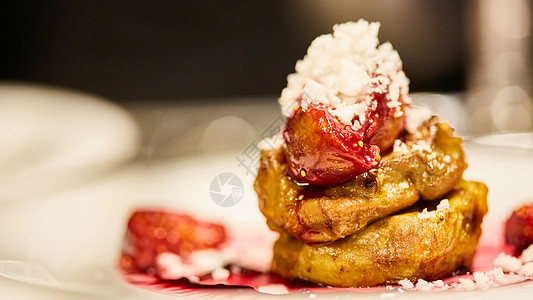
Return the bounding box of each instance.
[283,91,407,185]
[119,210,227,274]
[505,203,533,254]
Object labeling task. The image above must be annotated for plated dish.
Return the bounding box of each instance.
[117,20,531,295]
[1,20,533,300]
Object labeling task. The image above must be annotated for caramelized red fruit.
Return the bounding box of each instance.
[505,203,533,254]
[119,210,227,274]
[363,92,407,152]
[283,90,407,186]
[283,104,380,185]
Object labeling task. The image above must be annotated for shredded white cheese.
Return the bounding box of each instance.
[279,20,409,130]
[520,244,533,263]
[493,252,523,273]
[418,199,449,219]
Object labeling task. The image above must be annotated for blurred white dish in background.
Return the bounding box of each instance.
[0,82,140,202]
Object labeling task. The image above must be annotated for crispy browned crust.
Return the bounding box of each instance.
[271,180,488,287]
[254,117,467,243]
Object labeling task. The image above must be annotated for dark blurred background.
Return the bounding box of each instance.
[1,0,466,103]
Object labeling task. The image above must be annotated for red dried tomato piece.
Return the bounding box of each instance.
[119,210,227,274]
[505,203,533,254]
[283,104,380,185]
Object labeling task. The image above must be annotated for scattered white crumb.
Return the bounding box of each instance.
[257,284,290,295]
[486,267,508,284]
[189,248,234,274]
[411,140,433,153]
[415,279,434,292]
[418,200,448,220]
[211,267,230,281]
[156,248,234,280]
[393,140,410,154]
[418,208,431,219]
[473,271,492,289]
[457,278,476,290]
[522,262,533,277]
[436,199,450,211]
[156,252,197,279]
[187,275,199,283]
[279,20,409,130]
[520,244,533,263]
[433,280,445,288]
[398,279,414,289]
[493,252,523,273]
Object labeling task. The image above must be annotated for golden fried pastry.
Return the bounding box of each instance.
[271,180,488,287]
[255,117,467,243]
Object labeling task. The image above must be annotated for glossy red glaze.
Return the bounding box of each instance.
[283,85,407,186]
[283,104,380,185]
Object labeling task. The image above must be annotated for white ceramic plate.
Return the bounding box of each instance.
[1,136,533,299]
[0,82,140,202]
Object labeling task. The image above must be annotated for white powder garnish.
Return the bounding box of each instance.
[433,280,445,288]
[414,279,434,292]
[522,262,533,276]
[493,252,523,273]
[398,279,414,289]
[156,248,234,280]
[520,244,533,263]
[473,271,492,289]
[257,284,290,295]
[436,199,450,211]
[417,208,431,219]
[418,199,448,219]
[279,20,409,130]
[486,267,508,284]
[189,248,234,273]
[393,139,410,154]
[457,278,476,290]
[211,267,230,281]
[411,140,433,153]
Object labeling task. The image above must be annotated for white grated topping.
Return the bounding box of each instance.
[415,279,434,292]
[156,248,234,280]
[473,271,492,289]
[279,20,409,130]
[211,267,230,281]
[436,199,450,211]
[457,278,476,290]
[257,284,290,295]
[486,267,508,284]
[417,208,431,219]
[411,140,433,153]
[493,252,523,273]
[433,280,445,288]
[398,279,414,289]
[522,262,533,276]
[418,199,449,219]
[520,244,533,263]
